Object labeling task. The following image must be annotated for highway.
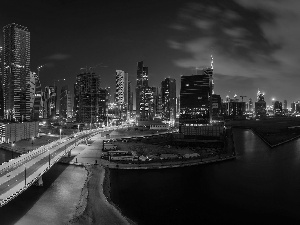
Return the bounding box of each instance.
[0,127,111,207]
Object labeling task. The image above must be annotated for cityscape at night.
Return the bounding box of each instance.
[1,0,300,224]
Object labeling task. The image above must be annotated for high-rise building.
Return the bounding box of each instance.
[179,73,211,125]
[60,85,73,119]
[116,70,128,120]
[255,90,266,117]
[128,81,133,117]
[136,61,148,120]
[33,71,43,120]
[74,72,101,123]
[3,23,31,121]
[283,100,287,110]
[161,78,176,122]
[248,98,253,111]
[0,46,4,118]
[29,71,36,118]
[99,88,108,123]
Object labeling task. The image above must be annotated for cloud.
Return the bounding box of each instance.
[45,53,71,60]
[168,0,300,102]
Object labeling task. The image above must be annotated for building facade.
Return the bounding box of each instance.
[179,73,211,126]
[74,72,101,123]
[3,23,31,121]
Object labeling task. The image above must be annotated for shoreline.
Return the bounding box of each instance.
[102,155,236,170]
[234,127,300,148]
[68,164,136,225]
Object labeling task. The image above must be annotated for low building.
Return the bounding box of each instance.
[149,124,169,130]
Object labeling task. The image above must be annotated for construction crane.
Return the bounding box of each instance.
[240,95,247,102]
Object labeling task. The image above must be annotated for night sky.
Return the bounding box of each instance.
[1,0,299,106]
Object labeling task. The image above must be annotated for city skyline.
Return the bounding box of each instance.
[1,0,300,105]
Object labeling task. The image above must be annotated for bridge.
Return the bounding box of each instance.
[0,127,114,207]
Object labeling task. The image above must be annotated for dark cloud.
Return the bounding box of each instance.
[168,0,300,103]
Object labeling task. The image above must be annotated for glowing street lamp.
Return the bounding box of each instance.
[60,128,62,143]
[11,142,15,159]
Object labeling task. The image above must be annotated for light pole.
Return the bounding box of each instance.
[11,142,14,159]
[48,150,51,167]
[60,128,62,143]
[31,137,34,152]
[24,166,27,186]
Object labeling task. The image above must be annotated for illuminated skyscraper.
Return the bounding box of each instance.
[116,70,128,120]
[136,61,149,120]
[179,56,214,125]
[60,85,73,119]
[3,23,31,121]
[0,46,4,118]
[179,74,211,125]
[161,77,176,122]
[255,90,266,117]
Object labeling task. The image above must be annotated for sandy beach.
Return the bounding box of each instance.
[69,165,135,225]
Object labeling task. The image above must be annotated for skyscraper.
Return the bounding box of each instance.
[3,23,31,121]
[0,46,4,118]
[60,85,72,119]
[116,70,128,120]
[179,74,211,125]
[74,72,101,123]
[33,71,43,120]
[128,81,133,117]
[161,77,176,122]
[136,61,148,120]
[255,90,266,117]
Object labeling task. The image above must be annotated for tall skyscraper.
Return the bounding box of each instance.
[60,85,73,119]
[0,46,4,118]
[136,61,149,120]
[116,70,128,120]
[74,72,101,123]
[128,81,133,117]
[28,71,36,118]
[161,77,176,122]
[255,90,266,117]
[3,23,31,121]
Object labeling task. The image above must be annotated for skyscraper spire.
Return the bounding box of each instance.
[211,55,213,70]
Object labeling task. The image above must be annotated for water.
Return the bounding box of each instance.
[0,151,86,225]
[110,129,300,224]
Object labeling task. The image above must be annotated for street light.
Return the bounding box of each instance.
[60,128,62,143]
[24,166,27,186]
[48,150,51,167]
[31,137,34,152]
[11,142,15,159]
